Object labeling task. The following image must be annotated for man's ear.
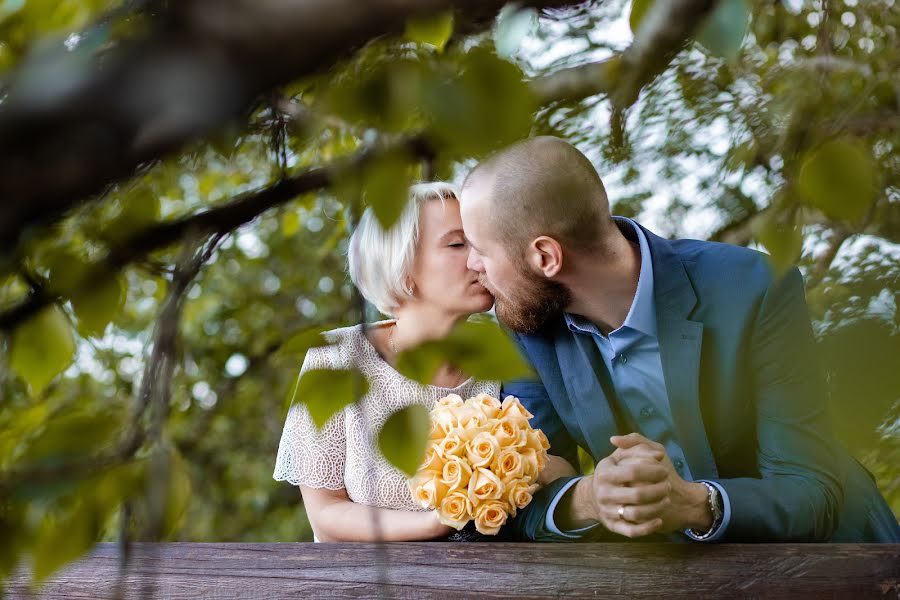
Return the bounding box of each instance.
[528,236,563,278]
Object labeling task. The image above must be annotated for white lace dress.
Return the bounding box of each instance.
[273,322,500,537]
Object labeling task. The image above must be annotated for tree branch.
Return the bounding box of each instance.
[0,1,738,332]
[0,0,575,259]
[611,0,720,109]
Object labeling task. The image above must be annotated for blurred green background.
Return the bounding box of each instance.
[0,0,897,588]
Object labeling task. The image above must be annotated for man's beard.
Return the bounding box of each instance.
[482,266,571,335]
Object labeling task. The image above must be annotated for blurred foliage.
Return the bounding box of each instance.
[0,0,897,588]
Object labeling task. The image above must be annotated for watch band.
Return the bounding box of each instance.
[689,481,723,540]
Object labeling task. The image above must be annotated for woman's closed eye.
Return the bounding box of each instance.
[448,242,467,248]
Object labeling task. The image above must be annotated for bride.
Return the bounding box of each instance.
[273,182,575,541]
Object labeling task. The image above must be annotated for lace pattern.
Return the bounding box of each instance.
[273,321,500,511]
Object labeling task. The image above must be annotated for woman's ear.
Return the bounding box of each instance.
[528,236,563,278]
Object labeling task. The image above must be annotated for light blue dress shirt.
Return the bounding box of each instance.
[545,218,731,541]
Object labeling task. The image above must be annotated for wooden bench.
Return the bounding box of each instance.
[7,542,899,598]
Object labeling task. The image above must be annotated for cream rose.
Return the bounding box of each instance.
[499,395,534,423]
[437,491,473,530]
[467,467,505,505]
[466,431,501,468]
[491,418,527,448]
[505,481,539,517]
[468,393,502,420]
[524,428,551,452]
[435,430,467,459]
[437,394,465,409]
[440,455,473,492]
[410,472,449,510]
[473,500,509,535]
[446,425,483,443]
[419,444,445,472]
[519,448,540,481]
[429,418,449,441]
[432,406,460,432]
[457,405,488,429]
[493,447,525,482]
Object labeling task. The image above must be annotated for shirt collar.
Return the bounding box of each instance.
[564,217,657,338]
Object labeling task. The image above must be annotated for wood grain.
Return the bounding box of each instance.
[6,543,899,599]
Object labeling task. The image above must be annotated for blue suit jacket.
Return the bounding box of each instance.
[504,221,899,542]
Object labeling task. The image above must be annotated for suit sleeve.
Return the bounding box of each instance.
[711,267,842,541]
[500,333,585,542]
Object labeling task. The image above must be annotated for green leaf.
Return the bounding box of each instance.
[754,212,803,275]
[31,502,97,584]
[397,318,533,384]
[797,138,876,222]
[494,3,537,58]
[629,0,654,34]
[277,324,336,360]
[324,59,425,132]
[364,150,415,230]
[695,0,749,61]
[163,449,192,539]
[9,305,76,397]
[405,10,454,52]
[16,409,124,477]
[0,0,24,24]
[281,211,301,237]
[45,248,89,296]
[71,274,125,338]
[105,186,160,245]
[293,368,369,429]
[29,463,141,584]
[820,319,900,451]
[424,49,536,156]
[378,405,430,477]
[0,501,26,579]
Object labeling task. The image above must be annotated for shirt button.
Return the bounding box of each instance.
[640,407,654,418]
[674,458,685,471]
[617,354,628,364]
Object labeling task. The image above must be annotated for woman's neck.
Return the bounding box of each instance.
[376,304,470,388]
[389,304,465,353]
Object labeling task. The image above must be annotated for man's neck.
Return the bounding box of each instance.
[563,234,641,336]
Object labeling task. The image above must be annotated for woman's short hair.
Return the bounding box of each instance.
[347,182,458,317]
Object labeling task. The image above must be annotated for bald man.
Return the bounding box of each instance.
[459,136,899,543]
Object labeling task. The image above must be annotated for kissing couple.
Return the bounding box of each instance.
[274,136,899,544]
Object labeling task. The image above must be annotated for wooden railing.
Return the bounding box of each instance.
[6,542,899,599]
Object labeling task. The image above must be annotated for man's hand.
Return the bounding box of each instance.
[610,433,713,535]
[563,441,669,537]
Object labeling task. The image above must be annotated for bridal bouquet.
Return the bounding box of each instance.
[408,393,549,535]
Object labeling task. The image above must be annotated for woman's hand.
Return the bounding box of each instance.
[537,454,579,487]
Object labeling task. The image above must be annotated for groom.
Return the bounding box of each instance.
[458,136,899,542]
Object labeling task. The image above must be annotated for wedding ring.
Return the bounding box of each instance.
[618,506,626,520]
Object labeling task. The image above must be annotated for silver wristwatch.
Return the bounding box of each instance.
[689,481,723,540]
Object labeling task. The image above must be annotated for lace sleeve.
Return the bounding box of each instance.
[272,344,347,490]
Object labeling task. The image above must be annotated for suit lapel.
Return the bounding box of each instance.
[554,324,619,460]
[642,225,719,480]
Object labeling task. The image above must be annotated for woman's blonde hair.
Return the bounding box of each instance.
[348,182,458,317]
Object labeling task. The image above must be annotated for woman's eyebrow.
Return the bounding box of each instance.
[439,229,465,241]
